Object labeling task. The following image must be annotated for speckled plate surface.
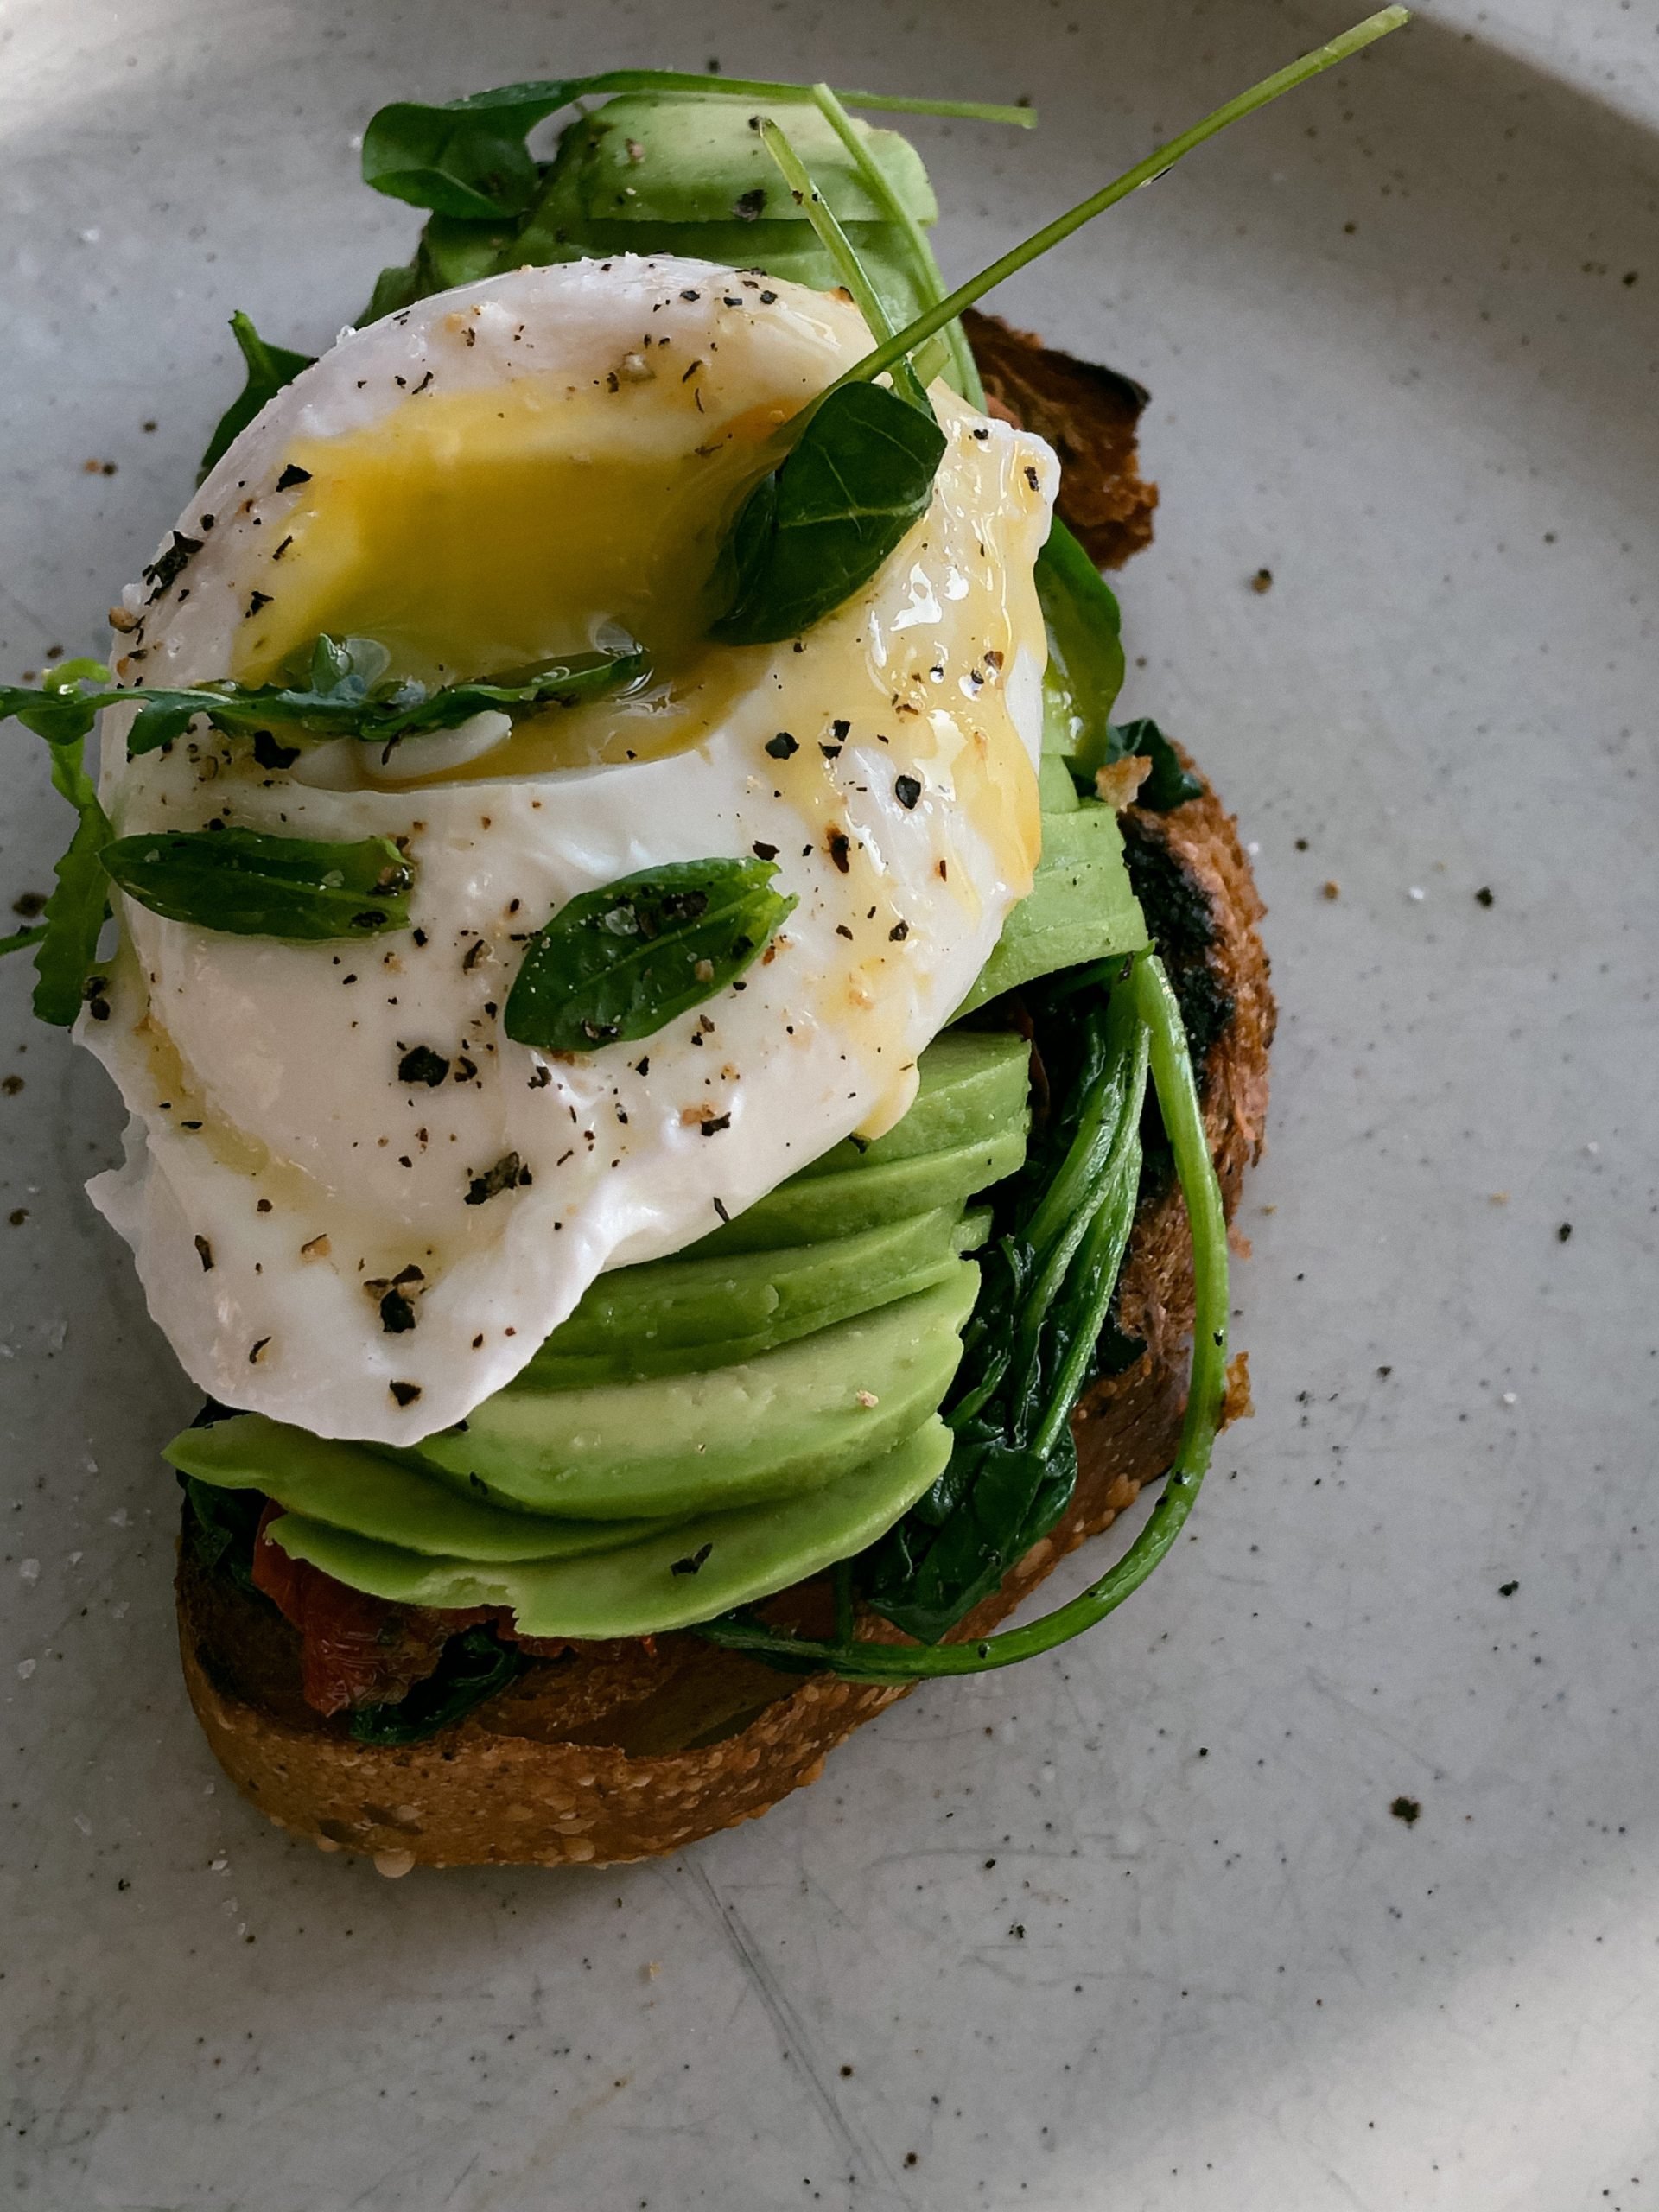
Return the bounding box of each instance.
[3,4,1656,2207]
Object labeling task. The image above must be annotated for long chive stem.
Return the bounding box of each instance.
[828,6,1409,398]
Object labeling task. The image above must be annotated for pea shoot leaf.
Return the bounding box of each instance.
[709,381,946,646]
[102,827,415,942]
[34,734,114,1026]
[1035,518,1125,747]
[1,633,647,760]
[199,312,316,484]
[505,857,796,1054]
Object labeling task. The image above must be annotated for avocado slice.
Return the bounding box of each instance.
[266,1414,954,1639]
[537,93,936,230]
[404,1265,977,1521]
[957,801,1148,1016]
[685,1029,1030,1255]
[524,1204,986,1389]
[167,1418,675,1560]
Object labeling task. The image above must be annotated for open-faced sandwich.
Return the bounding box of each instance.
[1,14,1404,1868]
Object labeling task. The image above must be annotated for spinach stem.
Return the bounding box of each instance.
[757,119,937,410]
[807,82,984,405]
[827,7,1409,399]
[693,952,1231,1681]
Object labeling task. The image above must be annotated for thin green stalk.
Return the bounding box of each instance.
[756,119,931,408]
[0,922,47,958]
[827,7,1409,399]
[585,73,1036,127]
[694,952,1230,1681]
[807,81,984,404]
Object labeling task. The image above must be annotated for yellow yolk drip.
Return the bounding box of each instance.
[232,377,771,705]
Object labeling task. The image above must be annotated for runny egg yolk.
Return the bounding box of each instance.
[232,375,786,770]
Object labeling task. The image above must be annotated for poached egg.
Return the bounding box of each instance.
[83,256,1057,1442]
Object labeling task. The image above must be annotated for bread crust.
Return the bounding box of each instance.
[174,327,1273,1871]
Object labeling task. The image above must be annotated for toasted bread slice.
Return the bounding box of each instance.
[175,326,1272,1871]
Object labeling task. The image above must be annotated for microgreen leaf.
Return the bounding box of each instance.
[1036,519,1125,747]
[504,858,796,1053]
[102,828,415,941]
[361,71,1035,221]
[1,635,646,761]
[0,660,110,747]
[709,382,946,646]
[34,734,114,1026]
[199,312,316,484]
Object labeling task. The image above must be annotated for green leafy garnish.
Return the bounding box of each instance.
[1037,519,1126,748]
[709,383,946,646]
[0,632,646,761]
[198,312,316,484]
[504,857,797,1053]
[348,1625,524,1745]
[360,71,1035,221]
[860,966,1148,1639]
[694,953,1230,1680]
[36,734,115,1026]
[102,827,415,941]
[0,663,118,1023]
[708,10,1408,651]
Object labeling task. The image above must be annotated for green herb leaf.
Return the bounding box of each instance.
[709,381,946,646]
[32,706,115,1026]
[102,827,415,942]
[361,72,1035,221]
[0,659,111,747]
[1036,519,1125,748]
[3,634,646,761]
[505,857,796,1053]
[348,1625,524,1745]
[199,312,316,484]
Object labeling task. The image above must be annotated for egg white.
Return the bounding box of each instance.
[82,257,1057,1443]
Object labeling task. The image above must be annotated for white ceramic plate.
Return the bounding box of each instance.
[3,4,1655,2206]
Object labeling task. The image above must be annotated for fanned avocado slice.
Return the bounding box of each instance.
[266,1414,954,1640]
[167,1418,673,1561]
[524,1203,984,1389]
[402,1266,977,1520]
